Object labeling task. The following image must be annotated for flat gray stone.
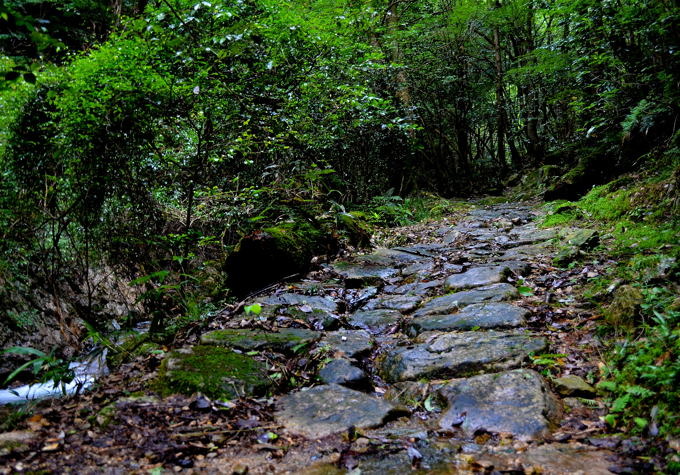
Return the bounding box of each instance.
[363,294,423,313]
[347,286,379,311]
[201,328,319,352]
[413,283,518,318]
[563,228,599,249]
[438,369,560,441]
[498,242,551,261]
[255,293,340,329]
[394,244,446,257]
[510,227,558,244]
[259,293,338,313]
[379,331,547,382]
[409,302,529,333]
[401,260,436,276]
[320,329,373,358]
[318,359,367,386]
[0,431,36,455]
[384,280,442,296]
[331,262,400,287]
[500,260,532,275]
[276,384,399,438]
[444,266,510,290]
[348,309,402,333]
[358,248,424,265]
[443,230,463,244]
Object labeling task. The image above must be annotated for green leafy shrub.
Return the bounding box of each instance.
[598,302,679,437]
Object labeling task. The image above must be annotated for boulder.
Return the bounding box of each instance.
[225,221,332,296]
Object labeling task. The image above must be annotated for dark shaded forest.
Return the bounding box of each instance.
[0,0,678,472]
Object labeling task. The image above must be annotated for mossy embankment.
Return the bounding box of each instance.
[540,164,680,445]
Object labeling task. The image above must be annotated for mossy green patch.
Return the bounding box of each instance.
[200,328,318,352]
[262,221,324,261]
[154,345,271,399]
[476,195,509,206]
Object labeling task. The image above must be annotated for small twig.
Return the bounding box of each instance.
[171,425,278,439]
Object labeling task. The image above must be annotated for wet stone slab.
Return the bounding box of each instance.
[255,293,340,329]
[384,280,442,296]
[258,293,338,313]
[498,242,552,261]
[408,302,529,334]
[444,265,510,290]
[413,283,518,318]
[276,384,400,438]
[348,309,402,333]
[393,244,446,257]
[362,294,423,313]
[438,369,560,441]
[379,331,547,382]
[509,226,558,244]
[358,248,426,265]
[401,260,436,277]
[320,329,373,358]
[331,262,400,287]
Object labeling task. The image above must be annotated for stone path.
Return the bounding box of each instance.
[162,202,614,473]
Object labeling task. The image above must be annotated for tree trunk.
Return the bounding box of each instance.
[493,7,507,171]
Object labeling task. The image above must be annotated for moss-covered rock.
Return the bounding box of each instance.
[605,285,644,328]
[553,246,581,267]
[225,221,333,296]
[154,346,271,399]
[552,228,600,266]
[200,328,319,352]
[95,403,118,429]
[564,228,600,249]
[337,212,372,247]
[552,374,596,397]
[544,154,603,201]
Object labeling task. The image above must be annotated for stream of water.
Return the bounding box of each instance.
[0,350,109,405]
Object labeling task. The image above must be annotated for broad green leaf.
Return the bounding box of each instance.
[244,303,262,315]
